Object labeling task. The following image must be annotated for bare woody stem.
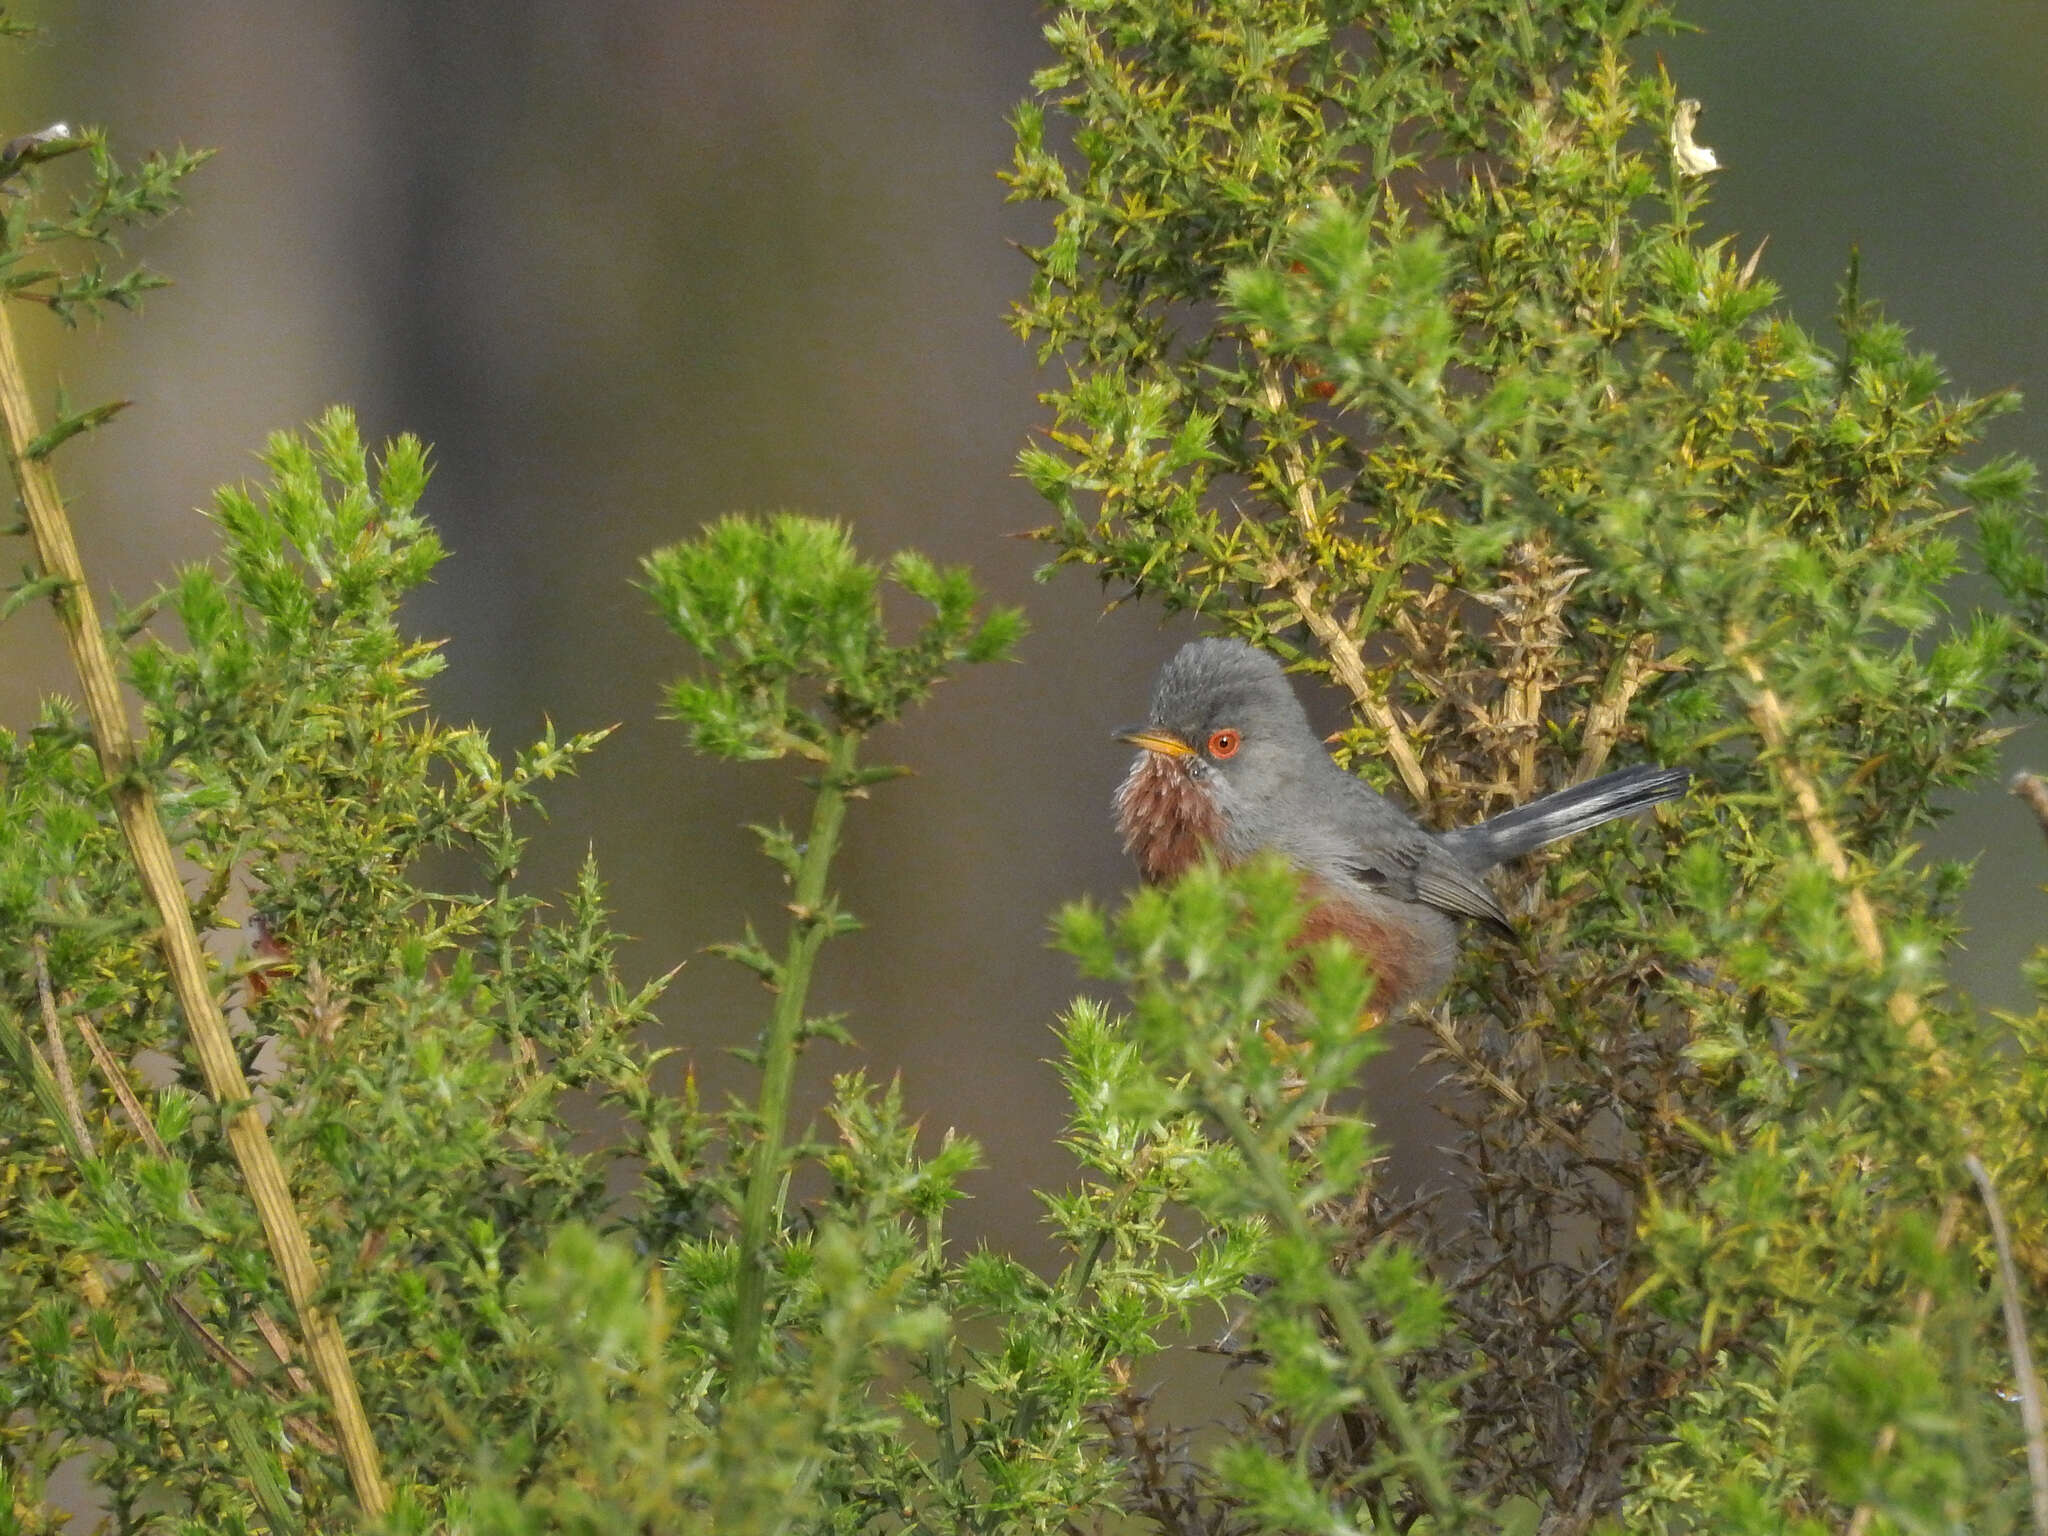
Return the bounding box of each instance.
[1255,360,1434,813]
[62,977,327,1414]
[32,937,92,1156]
[729,728,861,1389]
[0,300,390,1515]
[0,986,343,1464]
[1575,632,1659,783]
[1967,1155,2048,1536]
[1730,634,1933,1057]
[1731,633,2022,1536]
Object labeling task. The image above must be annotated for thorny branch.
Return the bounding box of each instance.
[1731,632,1933,1056]
[1256,359,1434,812]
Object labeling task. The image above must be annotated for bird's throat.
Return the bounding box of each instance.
[1115,752,1224,884]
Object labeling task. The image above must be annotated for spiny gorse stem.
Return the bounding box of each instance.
[730,728,861,1387]
[1188,1056,1469,1530]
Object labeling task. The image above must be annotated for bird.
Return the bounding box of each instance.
[1114,638,1689,1013]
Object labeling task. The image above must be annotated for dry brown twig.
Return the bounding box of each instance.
[19,977,343,1459]
[2013,771,2048,848]
[1413,1007,1594,1162]
[68,1005,170,1161]
[1576,632,1661,783]
[168,1298,340,1459]
[1730,632,1933,1056]
[1255,358,1435,811]
[31,937,94,1157]
[1732,633,2043,1535]
[57,970,339,1452]
[253,1308,321,1401]
[1478,540,1583,798]
[1967,1155,2048,1536]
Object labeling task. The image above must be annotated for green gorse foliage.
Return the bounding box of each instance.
[645,514,1024,760]
[1061,860,1474,1531]
[1006,0,2048,1530]
[4,3,2048,1535]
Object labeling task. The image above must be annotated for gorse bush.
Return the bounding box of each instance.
[3,4,2047,1536]
[1008,3,2048,1528]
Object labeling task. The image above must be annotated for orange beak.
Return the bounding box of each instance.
[1114,726,1195,758]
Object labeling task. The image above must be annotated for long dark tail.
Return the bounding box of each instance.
[1437,764,1690,870]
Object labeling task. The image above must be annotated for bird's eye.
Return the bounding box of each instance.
[1207,729,1241,759]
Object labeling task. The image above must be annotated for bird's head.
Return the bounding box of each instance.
[1114,638,1321,802]
[1111,639,1328,884]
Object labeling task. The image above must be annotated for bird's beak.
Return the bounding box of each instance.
[1114,725,1195,758]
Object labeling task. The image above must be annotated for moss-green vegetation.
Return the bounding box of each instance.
[5,4,2048,1533]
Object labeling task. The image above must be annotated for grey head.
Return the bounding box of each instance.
[1137,638,1319,761]
[1117,640,1342,852]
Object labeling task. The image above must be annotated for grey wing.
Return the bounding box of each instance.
[1405,850,1514,936]
[1325,778,1514,937]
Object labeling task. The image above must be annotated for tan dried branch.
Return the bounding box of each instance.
[65,991,335,1450]
[1288,572,1433,810]
[1477,540,1582,798]
[69,1005,170,1161]
[1414,1008,1593,1161]
[15,985,341,1460]
[1256,359,1434,811]
[1730,635,2022,1536]
[253,1307,320,1401]
[0,298,389,1514]
[1967,1155,2048,1536]
[168,1292,340,1458]
[31,937,93,1157]
[2013,771,2048,848]
[1577,632,1660,782]
[1730,634,1931,1055]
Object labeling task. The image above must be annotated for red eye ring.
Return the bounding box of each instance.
[1207,729,1241,759]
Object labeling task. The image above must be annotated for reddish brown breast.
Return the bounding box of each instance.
[1297,875,1424,1022]
[1115,757,1424,1023]
[1114,752,1225,884]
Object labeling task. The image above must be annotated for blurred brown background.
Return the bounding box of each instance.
[2,3,2044,1257]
